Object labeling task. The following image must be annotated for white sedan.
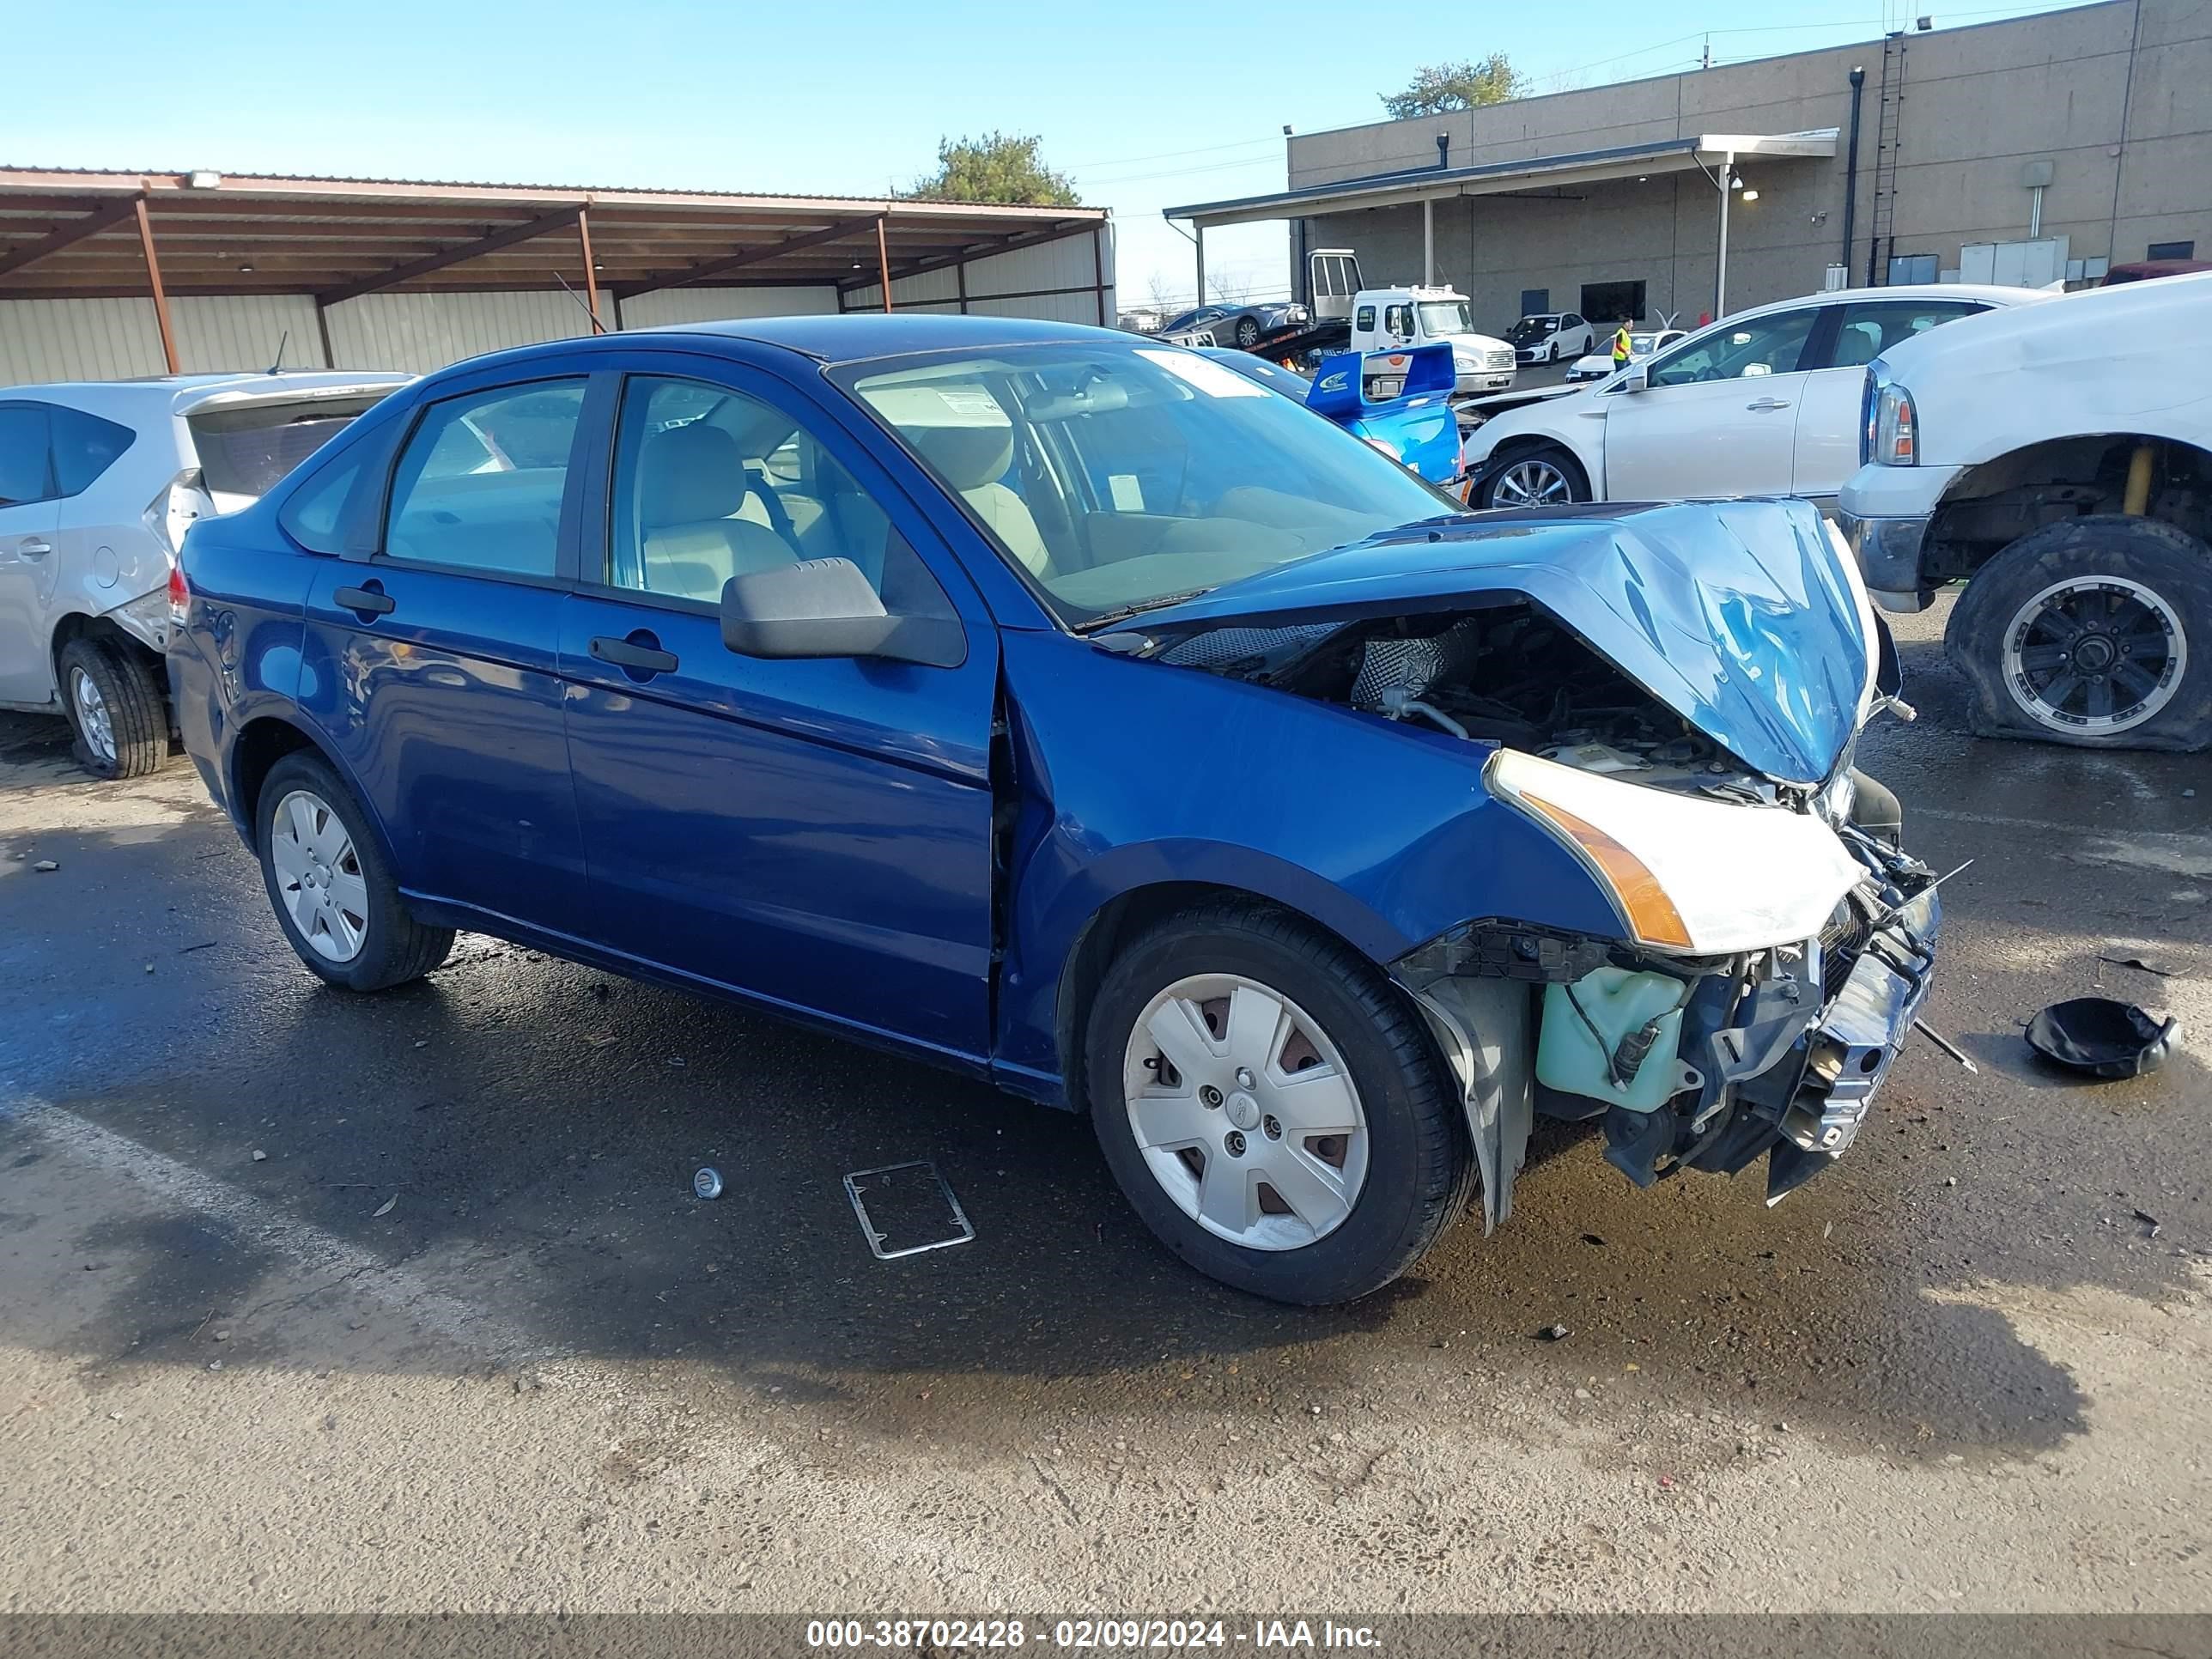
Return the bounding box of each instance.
[1564,329,1686,381]
[1463,284,2048,510]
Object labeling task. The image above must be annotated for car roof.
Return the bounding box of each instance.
[3,370,410,409]
[645,313,1134,364]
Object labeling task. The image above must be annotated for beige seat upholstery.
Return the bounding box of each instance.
[909,424,1053,578]
[636,424,799,602]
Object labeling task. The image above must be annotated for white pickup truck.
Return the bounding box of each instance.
[1839,271,2212,752]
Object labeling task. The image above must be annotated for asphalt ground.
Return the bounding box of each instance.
[1,596,2208,1623]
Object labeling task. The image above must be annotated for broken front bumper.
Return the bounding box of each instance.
[1402,861,1943,1230]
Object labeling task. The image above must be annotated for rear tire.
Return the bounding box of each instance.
[1480,444,1589,510]
[58,636,167,781]
[1948,515,2211,752]
[1085,901,1474,1304]
[256,751,454,991]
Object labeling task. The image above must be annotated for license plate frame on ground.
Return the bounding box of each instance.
[842,1160,975,1260]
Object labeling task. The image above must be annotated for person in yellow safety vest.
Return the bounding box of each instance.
[1611,321,1634,370]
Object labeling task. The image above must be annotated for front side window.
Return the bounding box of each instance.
[382,380,585,577]
[0,404,52,506]
[607,374,953,617]
[840,343,1456,628]
[51,406,135,496]
[1645,308,1820,389]
[1382,304,1413,337]
[1825,300,1987,368]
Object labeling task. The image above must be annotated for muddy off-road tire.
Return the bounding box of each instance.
[1948,514,2212,753]
[58,635,167,781]
[1086,901,1474,1305]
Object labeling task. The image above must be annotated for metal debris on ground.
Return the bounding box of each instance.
[371,1195,397,1218]
[692,1167,725,1200]
[32,860,57,872]
[2099,952,2179,977]
[843,1160,975,1260]
[1538,1323,1570,1341]
[250,1150,266,1162]
[2026,997,2180,1079]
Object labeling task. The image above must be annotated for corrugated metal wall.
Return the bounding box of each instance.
[842,226,1114,322]
[0,225,1113,386]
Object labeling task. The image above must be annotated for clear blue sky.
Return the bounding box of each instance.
[20,0,2075,314]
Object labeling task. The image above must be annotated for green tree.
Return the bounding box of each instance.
[1380,53,1525,119]
[902,132,1081,207]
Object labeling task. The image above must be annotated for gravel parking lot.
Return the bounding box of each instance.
[2,599,2209,1617]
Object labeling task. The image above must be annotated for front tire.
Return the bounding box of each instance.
[58,636,167,781]
[1234,317,1261,349]
[1948,515,2211,752]
[1480,444,1589,510]
[256,752,454,991]
[1085,902,1474,1304]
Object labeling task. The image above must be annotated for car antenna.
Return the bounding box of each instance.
[266,331,289,375]
[551,271,608,334]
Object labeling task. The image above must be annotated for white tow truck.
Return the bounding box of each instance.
[1217,249,1517,398]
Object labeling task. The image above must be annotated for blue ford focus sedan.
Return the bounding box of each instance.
[172,316,1942,1304]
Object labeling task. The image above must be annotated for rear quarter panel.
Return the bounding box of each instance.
[172,511,325,838]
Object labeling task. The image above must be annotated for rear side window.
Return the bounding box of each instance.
[382,380,586,577]
[278,415,404,557]
[51,406,135,496]
[1823,300,1988,369]
[0,404,52,506]
[187,395,386,499]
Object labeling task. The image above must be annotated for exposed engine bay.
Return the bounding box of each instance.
[1146,605,1786,801]
[1127,597,1941,1224]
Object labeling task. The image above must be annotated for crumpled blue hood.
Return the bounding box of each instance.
[1135,497,1870,785]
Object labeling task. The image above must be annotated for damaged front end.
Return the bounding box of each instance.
[1110,498,1943,1226]
[1397,836,1940,1228]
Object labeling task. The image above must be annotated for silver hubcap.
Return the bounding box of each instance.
[270,788,369,963]
[2002,574,2187,736]
[1492,458,1573,507]
[70,666,115,764]
[1122,974,1370,1252]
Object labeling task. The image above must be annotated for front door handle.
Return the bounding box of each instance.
[590,633,679,677]
[18,539,52,556]
[334,582,395,617]
[1745,398,1793,412]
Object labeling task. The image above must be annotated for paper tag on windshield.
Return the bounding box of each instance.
[1137,348,1268,398]
[935,389,1006,420]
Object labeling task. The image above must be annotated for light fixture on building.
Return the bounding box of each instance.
[1741,189,1759,202]
[188,169,222,190]
[1916,14,1933,28]
[238,262,254,273]
[1729,173,1744,190]
[1282,125,1293,137]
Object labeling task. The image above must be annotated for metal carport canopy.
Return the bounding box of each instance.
[1165,131,1840,228]
[0,167,1111,372]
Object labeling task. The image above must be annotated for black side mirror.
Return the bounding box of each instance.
[719,557,965,668]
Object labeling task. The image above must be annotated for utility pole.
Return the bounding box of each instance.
[1700,33,1711,69]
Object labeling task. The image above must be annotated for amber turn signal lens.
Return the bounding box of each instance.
[1517,789,1694,951]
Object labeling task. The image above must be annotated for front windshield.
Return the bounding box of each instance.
[837,343,1459,627]
[1418,301,1473,337]
[1505,317,1555,343]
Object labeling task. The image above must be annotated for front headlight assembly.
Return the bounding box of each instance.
[1485,749,1867,957]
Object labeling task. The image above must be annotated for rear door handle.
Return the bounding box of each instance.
[18,539,52,556]
[589,633,679,676]
[334,582,396,617]
[1745,398,1792,412]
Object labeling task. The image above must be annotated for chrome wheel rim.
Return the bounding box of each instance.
[1492,458,1573,507]
[270,788,369,963]
[70,666,115,764]
[1121,973,1369,1252]
[2001,574,2187,736]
